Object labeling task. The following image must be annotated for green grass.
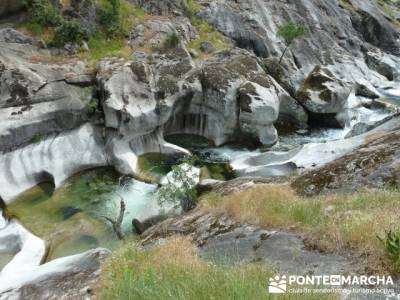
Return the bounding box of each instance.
[202,186,400,274]
[83,34,131,63]
[182,0,203,18]
[180,0,230,54]
[101,238,333,300]
[188,19,231,54]
[18,22,55,44]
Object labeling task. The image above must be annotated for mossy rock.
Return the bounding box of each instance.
[238,82,258,113]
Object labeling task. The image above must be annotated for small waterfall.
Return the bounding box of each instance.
[164,113,209,138]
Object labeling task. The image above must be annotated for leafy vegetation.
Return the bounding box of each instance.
[101,237,330,300]
[23,0,84,46]
[158,159,198,212]
[30,133,42,144]
[79,87,99,115]
[26,0,61,26]
[97,0,144,38]
[163,32,181,49]
[277,22,307,63]
[378,230,400,270]
[202,186,400,274]
[21,0,137,52]
[52,20,83,47]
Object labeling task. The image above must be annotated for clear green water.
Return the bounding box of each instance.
[139,151,235,182]
[6,138,238,263]
[7,168,155,261]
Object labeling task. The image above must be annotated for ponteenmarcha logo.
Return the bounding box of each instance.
[268,275,287,294]
[268,274,394,294]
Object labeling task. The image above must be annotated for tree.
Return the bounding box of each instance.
[103,197,126,240]
[99,0,121,37]
[101,176,129,240]
[277,22,307,64]
[158,162,198,212]
[109,0,120,15]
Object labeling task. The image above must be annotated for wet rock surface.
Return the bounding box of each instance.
[292,128,400,196]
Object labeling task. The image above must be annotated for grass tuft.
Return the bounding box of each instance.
[201,185,400,274]
[188,19,231,55]
[101,237,332,300]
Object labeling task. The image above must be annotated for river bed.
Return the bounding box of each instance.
[6,168,161,261]
[3,106,393,265]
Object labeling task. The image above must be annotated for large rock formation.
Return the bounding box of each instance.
[0,248,110,300]
[97,38,300,174]
[0,123,108,202]
[196,0,400,125]
[0,29,93,152]
[0,29,108,202]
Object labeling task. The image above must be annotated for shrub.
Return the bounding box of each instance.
[163,32,180,49]
[27,0,62,27]
[84,97,99,115]
[98,0,122,37]
[52,20,83,46]
[378,230,400,265]
[24,0,84,46]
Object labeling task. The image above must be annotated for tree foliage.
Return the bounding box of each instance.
[53,20,84,46]
[158,161,198,212]
[26,0,61,26]
[278,22,306,45]
[99,0,123,37]
[277,21,307,63]
[24,0,84,46]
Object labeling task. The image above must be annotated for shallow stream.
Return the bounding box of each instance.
[7,168,160,261]
[3,106,393,264]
